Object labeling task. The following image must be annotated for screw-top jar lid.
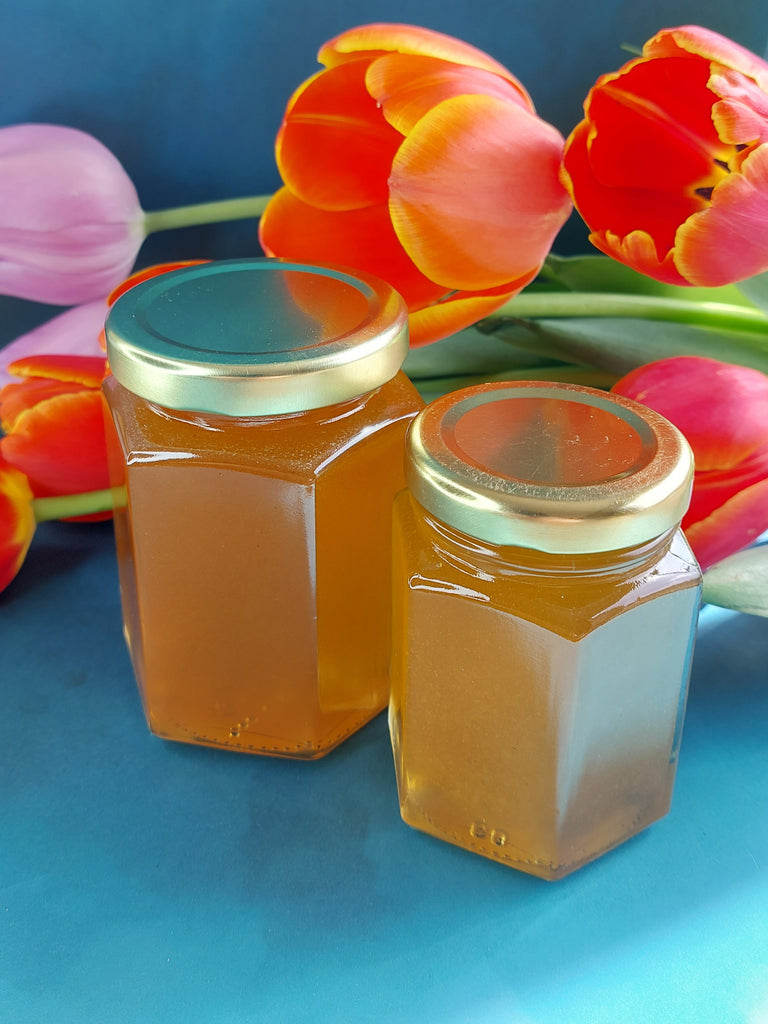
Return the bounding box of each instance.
[406,381,695,554]
[104,258,409,415]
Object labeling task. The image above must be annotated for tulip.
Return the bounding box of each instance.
[561,26,768,287]
[0,124,144,304]
[0,123,268,307]
[612,356,768,569]
[0,301,109,388]
[0,447,115,596]
[0,261,209,391]
[0,354,110,513]
[0,456,35,594]
[259,23,572,346]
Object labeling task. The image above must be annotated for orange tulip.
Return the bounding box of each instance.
[612,356,768,569]
[0,456,35,593]
[0,354,110,516]
[561,25,768,287]
[259,23,572,346]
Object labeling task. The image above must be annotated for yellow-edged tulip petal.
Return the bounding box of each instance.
[644,24,768,92]
[259,187,446,309]
[366,53,531,136]
[564,25,768,286]
[319,23,527,92]
[276,60,402,211]
[389,94,570,291]
[408,282,534,348]
[675,144,768,286]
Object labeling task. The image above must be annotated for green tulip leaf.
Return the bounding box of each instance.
[543,254,758,306]
[735,271,768,315]
[403,325,569,380]
[702,546,768,618]
[480,316,768,377]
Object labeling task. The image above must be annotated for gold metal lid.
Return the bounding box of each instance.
[406,381,695,553]
[104,258,409,415]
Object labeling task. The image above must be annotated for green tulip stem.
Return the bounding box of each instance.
[489,292,768,336]
[33,487,125,523]
[142,195,272,235]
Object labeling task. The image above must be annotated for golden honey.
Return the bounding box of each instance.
[103,259,422,757]
[389,382,702,878]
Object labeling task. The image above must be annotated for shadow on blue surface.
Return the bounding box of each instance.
[2,524,766,1024]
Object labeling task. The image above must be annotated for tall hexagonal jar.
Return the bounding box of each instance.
[389,381,702,878]
[103,258,422,758]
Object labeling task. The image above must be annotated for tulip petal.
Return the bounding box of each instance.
[709,68,768,148]
[585,58,728,193]
[389,94,570,291]
[675,144,768,286]
[0,390,109,496]
[259,187,446,309]
[0,124,144,304]
[562,120,705,275]
[612,356,768,470]
[0,300,108,387]
[7,354,108,388]
[0,125,140,230]
[685,476,768,570]
[319,23,525,90]
[644,26,768,94]
[366,53,531,135]
[686,450,768,527]
[276,60,402,211]
[1,378,91,433]
[589,228,689,285]
[0,458,35,594]
[408,284,528,348]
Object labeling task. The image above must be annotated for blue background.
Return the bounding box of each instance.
[1,0,767,343]
[2,3,768,1021]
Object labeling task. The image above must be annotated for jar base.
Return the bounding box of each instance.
[398,800,666,880]
[145,705,385,760]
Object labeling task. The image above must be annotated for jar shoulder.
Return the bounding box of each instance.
[392,491,702,641]
[104,371,422,478]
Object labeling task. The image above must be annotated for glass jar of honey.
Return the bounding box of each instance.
[103,258,422,758]
[389,381,702,878]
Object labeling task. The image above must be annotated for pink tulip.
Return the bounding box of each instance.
[612,356,768,569]
[561,26,768,286]
[0,124,144,304]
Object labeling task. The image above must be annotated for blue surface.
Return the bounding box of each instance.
[2,2,768,1018]
[1,519,767,1024]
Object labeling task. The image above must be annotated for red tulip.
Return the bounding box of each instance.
[259,23,572,346]
[0,301,109,388]
[0,124,144,305]
[0,263,204,593]
[0,456,35,594]
[612,356,768,569]
[561,26,768,286]
[0,354,110,512]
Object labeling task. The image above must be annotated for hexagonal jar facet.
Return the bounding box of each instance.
[102,259,422,757]
[389,383,703,878]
